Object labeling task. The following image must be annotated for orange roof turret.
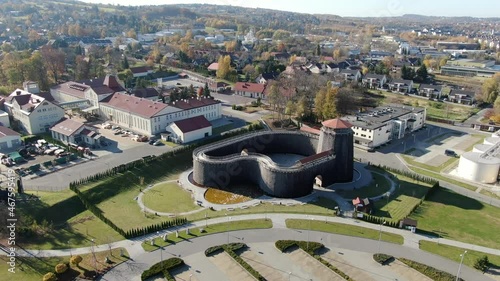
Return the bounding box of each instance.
[321,118,352,129]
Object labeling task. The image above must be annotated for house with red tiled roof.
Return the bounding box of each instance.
[3,89,65,134]
[167,115,212,143]
[99,93,222,136]
[50,75,126,113]
[129,66,153,78]
[50,118,102,146]
[234,82,266,99]
[207,62,219,71]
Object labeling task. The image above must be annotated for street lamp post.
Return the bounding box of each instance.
[157,231,163,262]
[456,250,467,281]
[377,221,386,253]
[307,217,314,251]
[288,271,292,281]
[226,215,231,244]
[189,274,193,281]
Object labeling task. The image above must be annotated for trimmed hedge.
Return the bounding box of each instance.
[275,240,323,254]
[399,258,463,281]
[141,257,184,281]
[373,253,394,265]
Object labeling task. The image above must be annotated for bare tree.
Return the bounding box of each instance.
[41,46,66,83]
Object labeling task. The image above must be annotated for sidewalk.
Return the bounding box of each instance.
[4,213,500,259]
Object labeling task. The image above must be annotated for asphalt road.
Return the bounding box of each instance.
[99,228,490,281]
[21,143,175,191]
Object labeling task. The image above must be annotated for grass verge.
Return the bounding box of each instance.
[285,219,404,245]
[398,258,460,281]
[142,219,272,251]
[0,248,128,281]
[336,172,391,199]
[420,241,500,269]
[410,188,500,249]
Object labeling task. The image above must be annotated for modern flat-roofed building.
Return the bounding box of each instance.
[345,105,426,149]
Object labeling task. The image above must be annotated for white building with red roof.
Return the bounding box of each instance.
[3,89,65,135]
[99,93,221,136]
[234,82,266,99]
[167,115,212,143]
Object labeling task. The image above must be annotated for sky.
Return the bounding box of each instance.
[80,0,500,17]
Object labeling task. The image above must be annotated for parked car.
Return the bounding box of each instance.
[445,149,457,157]
[153,140,162,146]
[148,138,157,145]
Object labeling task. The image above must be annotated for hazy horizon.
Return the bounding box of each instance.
[79,0,500,18]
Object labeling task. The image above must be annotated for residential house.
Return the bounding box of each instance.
[50,118,102,147]
[366,51,393,61]
[166,115,212,144]
[362,74,388,89]
[129,66,153,78]
[345,105,426,149]
[0,126,21,151]
[255,72,280,84]
[50,75,126,112]
[99,94,221,136]
[234,82,266,99]
[207,62,219,71]
[131,87,160,101]
[3,89,65,135]
[449,89,475,105]
[339,69,362,82]
[418,84,443,99]
[388,79,414,93]
[209,82,230,92]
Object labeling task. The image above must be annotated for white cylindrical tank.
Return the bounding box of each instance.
[457,152,500,183]
[473,144,493,153]
[484,137,500,146]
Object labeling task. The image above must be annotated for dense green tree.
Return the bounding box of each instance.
[416,64,428,82]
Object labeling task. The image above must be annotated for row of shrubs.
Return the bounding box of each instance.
[71,179,187,239]
[399,258,463,281]
[205,243,266,281]
[140,257,184,281]
[43,255,85,281]
[360,181,439,230]
[275,240,352,280]
[372,164,438,185]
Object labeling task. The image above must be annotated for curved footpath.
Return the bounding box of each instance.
[4,214,498,281]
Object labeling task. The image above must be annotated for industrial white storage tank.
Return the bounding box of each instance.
[484,137,500,146]
[473,144,493,153]
[457,152,500,183]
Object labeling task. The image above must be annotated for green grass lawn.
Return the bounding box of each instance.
[410,188,500,249]
[420,241,500,270]
[286,219,404,245]
[402,154,458,172]
[479,189,500,200]
[17,191,123,250]
[371,175,432,222]
[142,219,273,251]
[0,248,128,281]
[183,197,339,222]
[336,172,392,199]
[212,123,235,135]
[142,182,201,213]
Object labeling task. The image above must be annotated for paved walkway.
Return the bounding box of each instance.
[5,213,500,258]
